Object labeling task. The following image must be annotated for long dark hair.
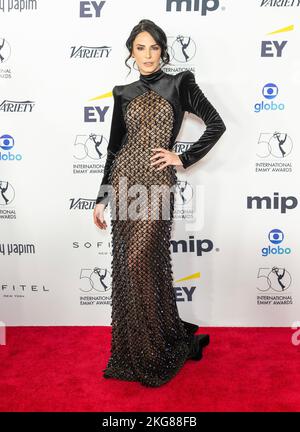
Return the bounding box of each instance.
[125,19,170,76]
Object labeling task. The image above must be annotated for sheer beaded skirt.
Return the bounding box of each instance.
[103,89,196,387]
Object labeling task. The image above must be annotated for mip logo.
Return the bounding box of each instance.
[261,228,291,257]
[166,0,223,15]
[247,192,298,213]
[0,134,22,161]
[254,83,285,113]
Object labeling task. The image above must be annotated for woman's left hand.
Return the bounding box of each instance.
[150,148,183,170]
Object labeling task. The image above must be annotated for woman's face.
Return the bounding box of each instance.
[132,31,162,75]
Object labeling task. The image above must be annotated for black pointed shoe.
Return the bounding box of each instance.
[187,334,210,360]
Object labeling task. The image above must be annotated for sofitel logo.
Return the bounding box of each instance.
[1,284,49,299]
[0,100,35,112]
[70,45,112,58]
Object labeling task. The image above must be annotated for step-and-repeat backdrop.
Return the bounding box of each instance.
[1,1,299,326]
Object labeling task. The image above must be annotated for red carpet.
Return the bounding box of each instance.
[0,326,299,412]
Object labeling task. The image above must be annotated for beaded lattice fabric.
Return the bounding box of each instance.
[102,88,196,387]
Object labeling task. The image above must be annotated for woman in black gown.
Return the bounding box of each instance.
[93,19,226,387]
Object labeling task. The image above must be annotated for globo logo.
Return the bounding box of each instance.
[0,152,22,161]
[261,228,291,256]
[0,134,14,150]
[254,83,285,112]
[0,134,22,161]
[254,101,285,113]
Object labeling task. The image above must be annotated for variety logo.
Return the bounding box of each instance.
[70,45,112,59]
[70,198,95,209]
[260,0,300,7]
[261,228,291,256]
[0,134,22,161]
[0,100,35,112]
[174,140,199,155]
[254,83,285,112]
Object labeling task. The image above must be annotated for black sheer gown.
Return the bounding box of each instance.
[96,68,226,387]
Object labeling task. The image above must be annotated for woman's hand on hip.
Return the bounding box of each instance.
[93,203,107,230]
[150,148,183,170]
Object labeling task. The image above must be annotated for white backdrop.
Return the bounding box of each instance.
[1,0,299,326]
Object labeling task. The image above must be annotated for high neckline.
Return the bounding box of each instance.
[139,67,165,84]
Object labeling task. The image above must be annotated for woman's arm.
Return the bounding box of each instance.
[95,85,126,207]
[178,70,226,169]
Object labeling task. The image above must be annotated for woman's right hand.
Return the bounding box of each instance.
[93,203,107,230]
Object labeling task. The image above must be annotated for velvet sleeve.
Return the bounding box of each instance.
[178,70,226,169]
[95,85,126,207]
